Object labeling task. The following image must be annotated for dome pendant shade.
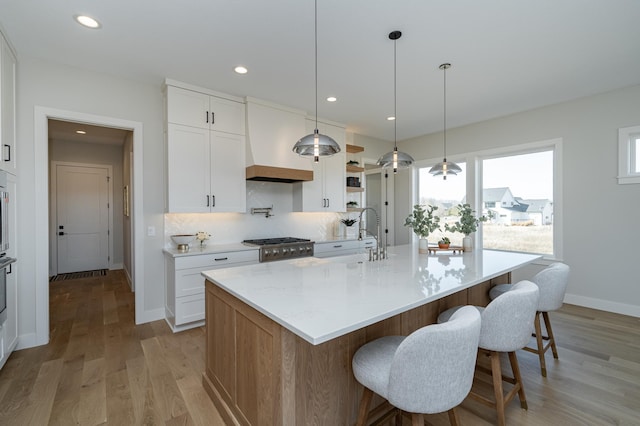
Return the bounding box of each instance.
[376,30,413,173]
[428,158,462,180]
[293,0,340,162]
[377,147,414,172]
[293,128,341,163]
[429,63,461,180]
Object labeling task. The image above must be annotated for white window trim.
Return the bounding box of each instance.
[618,125,640,184]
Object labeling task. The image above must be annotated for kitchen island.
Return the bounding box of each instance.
[201,246,540,425]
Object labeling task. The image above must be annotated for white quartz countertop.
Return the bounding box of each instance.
[202,245,541,345]
[163,242,259,258]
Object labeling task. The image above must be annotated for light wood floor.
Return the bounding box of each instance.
[0,270,638,425]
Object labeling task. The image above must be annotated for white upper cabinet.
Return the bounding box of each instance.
[292,119,346,212]
[0,33,17,173]
[165,81,246,213]
[166,85,245,135]
[167,123,246,213]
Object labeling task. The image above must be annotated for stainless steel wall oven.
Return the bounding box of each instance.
[0,171,15,325]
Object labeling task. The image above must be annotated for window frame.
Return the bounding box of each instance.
[412,138,563,261]
[618,125,640,184]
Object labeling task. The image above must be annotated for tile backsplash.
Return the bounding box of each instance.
[164,181,354,247]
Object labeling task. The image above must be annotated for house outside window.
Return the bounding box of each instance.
[482,150,554,255]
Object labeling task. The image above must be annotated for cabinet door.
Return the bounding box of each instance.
[319,123,346,212]
[166,86,210,129]
[0,35,16,173]
[167,124,211,212]
[210,132,246,212]
[209,96,245,135]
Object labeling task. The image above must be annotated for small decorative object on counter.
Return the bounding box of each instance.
[444,203,487,252]
[340,218,358,238]
[404,204,440,253]
[438,236,451,249]
[171,234,195,251]
[195,231,211,247]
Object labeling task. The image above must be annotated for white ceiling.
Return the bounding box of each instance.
[48,119,130,145]
[3,0,640,143]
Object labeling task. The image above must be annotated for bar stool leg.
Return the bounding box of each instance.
[447,408,460,426]
[355,387,373,426]
[508,351,528,410]
[533,311,547,377]
[490,351,507,426]
[543,311,559,359]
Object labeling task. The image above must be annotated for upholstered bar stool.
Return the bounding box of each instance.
[352,306,481,426]
[438,280,539,426]
[489,262,570,377]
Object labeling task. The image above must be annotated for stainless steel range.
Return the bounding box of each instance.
[242,237,314,262]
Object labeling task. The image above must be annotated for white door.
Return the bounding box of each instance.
[56,164,109,273]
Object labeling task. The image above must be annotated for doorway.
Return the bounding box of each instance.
[363,161,395,247]
[33,107,145,347]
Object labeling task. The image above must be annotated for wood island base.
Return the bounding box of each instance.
[202,272,510,426]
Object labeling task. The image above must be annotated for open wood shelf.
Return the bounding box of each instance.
[346,164,365,173]
[346,144,364,154]
[346,207,363,212]
[346,186,365,193]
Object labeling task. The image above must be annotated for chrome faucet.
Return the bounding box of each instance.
[358,207,386,260]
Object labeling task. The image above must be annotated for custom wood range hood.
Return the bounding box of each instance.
[245,97,314,183]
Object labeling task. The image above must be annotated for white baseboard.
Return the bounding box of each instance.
[16,332,41,350]
[136,307,165,325]
[110,263,123,270]
[564,293,640,318]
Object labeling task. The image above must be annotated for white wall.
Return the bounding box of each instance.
[390,85,640,317]
[16,56,166,345]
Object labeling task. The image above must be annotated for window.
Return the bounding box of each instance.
[482,150,554,255]
[417,162,466,245]
[618,125,640,184]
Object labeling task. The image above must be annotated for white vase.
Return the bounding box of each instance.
[418,238,429,254]
[462,236,473,252]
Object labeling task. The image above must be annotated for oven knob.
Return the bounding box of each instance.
[282,248,289,255]
[299,247,305,254]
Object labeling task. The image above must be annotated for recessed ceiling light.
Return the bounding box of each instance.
[76,130,87,134]
[234,66,248,74]
[387,116,396,121]
[74,15,101,29]
[326,96,337,102]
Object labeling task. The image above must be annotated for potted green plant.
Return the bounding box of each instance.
[444,203,487,251]
[346,201,359,208]
[438,236,451,249]
[340,218,358,238]
[404,204,440,253]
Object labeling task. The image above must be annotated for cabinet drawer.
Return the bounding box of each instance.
[360,238,377,249]
[314,240,360,255]
[175,250,258,270]
[175,294,205,326]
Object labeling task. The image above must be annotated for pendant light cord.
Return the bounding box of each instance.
[443,64,447,159]
[314,0,318,128]
[393,37,397,149]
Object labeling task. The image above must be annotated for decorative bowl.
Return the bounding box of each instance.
[171,234,195,251]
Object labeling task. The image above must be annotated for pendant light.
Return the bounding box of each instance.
[429,63,461,180]
[377,30,414,173]
[292,0,341,162]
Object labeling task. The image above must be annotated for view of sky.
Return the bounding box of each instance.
[419,150,554,203]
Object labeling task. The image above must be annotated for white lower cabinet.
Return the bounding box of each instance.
[165,249,258,332]
[314,237,377,258]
